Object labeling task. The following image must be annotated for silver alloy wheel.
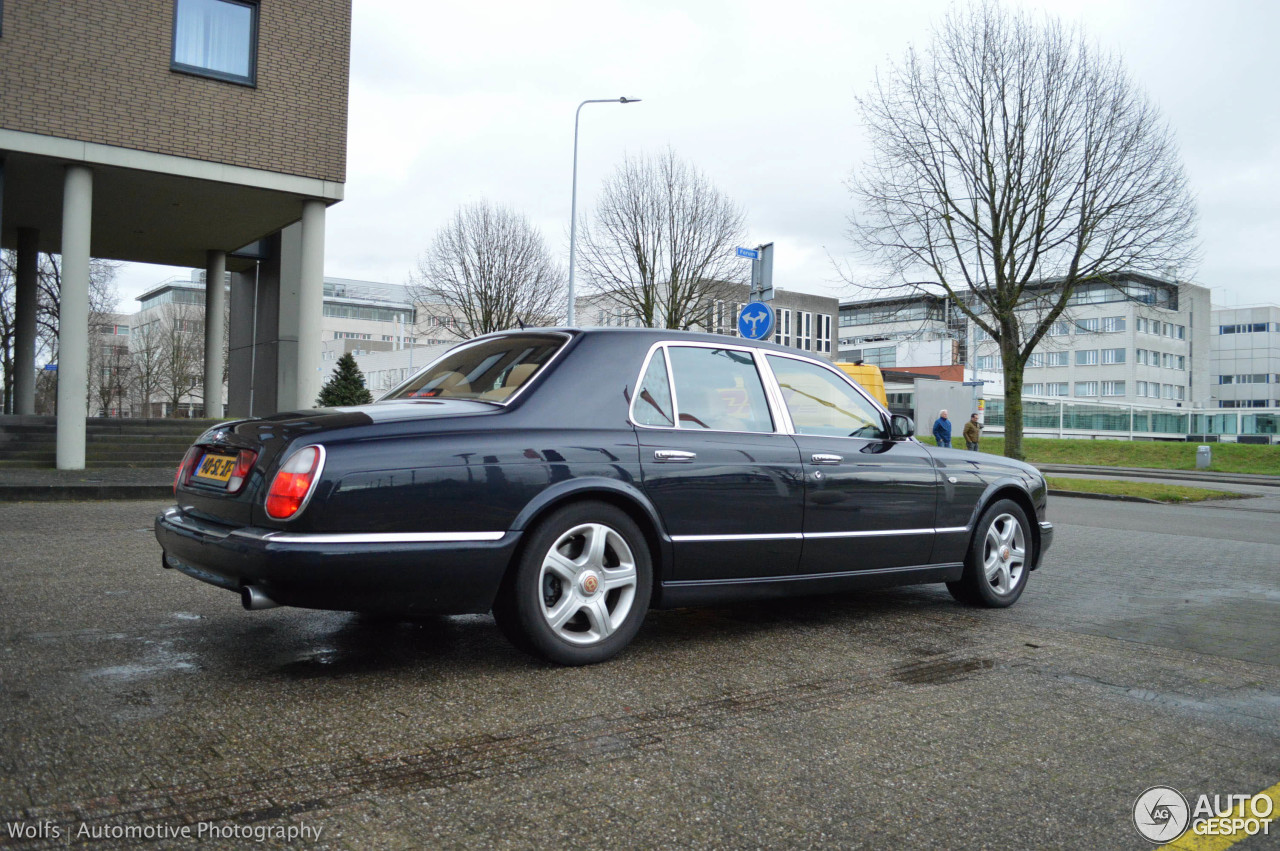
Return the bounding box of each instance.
[982,513,1026,595]
[537,522,638,646]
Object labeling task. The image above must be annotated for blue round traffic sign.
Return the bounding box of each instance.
[737,302,775,340]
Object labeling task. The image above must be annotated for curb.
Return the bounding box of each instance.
[1036,464,1280,488]
[0,485,172,502]
[1048,488,1161,504]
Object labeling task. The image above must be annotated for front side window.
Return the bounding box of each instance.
[172,0,258,85]
[767,355,887,439]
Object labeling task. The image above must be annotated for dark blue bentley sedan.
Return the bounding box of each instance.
[155,328,1053,665]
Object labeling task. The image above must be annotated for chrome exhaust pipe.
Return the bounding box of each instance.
[241,585,281,610]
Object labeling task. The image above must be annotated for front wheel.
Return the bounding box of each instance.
[494,501,652,665]
[947,499,1031,607]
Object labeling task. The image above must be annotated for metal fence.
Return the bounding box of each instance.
[982,397,1280,441]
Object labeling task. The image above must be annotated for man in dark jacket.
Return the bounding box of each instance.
[963,413,983,451]
[932,410,951,448]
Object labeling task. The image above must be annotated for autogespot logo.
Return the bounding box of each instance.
[1134,786,1190,843]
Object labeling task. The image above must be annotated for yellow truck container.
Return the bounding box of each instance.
[835,362,888,407]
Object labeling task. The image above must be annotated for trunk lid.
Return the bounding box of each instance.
[174,399,499,527]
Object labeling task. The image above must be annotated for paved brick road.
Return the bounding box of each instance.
[0,497,1276,849]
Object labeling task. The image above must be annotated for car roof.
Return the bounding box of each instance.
[481,326,815,358]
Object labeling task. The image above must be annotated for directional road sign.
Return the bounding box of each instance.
[737,301,775,341]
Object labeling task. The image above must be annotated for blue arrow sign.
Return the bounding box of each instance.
[737,302,775,340]
[735,246,759,260]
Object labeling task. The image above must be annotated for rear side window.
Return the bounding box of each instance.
[667,347,773,433]
[633,349,675,427]
[766,355,887,439]
[385,334,565,402]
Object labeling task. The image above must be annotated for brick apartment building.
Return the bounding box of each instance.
[0,0,352,467]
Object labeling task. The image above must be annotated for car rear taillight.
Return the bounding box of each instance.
[265,446,324,520]
[227,449,258,494]
[174,447,201,494]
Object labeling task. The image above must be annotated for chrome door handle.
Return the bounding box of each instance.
[654,449,696,463]
[811,453,843,465]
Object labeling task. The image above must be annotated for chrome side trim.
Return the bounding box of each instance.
[664,562,965,588]
[234,530,508,544]
[804,528,935,539]
[671,532,804,542]
[672,526,969,543]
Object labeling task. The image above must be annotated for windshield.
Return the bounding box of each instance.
[383,333,567,403]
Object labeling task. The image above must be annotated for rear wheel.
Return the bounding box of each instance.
[947,499,1031,607]
[494,501,652,665]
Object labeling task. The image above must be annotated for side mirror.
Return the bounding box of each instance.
[891,414,915,439]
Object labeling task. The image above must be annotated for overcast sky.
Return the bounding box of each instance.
[116,0,1279,311]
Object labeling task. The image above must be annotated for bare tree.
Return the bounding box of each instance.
[87,325,133,417]
[847,2,1197,459]
[157,302,206,417]
[578,148,748,330]
[408,201,565,340]
[0,254,15,414]
[130,315,166,419]
[0,250,119,414]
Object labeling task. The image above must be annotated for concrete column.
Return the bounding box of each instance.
[294,199,326,410]
[203,250,227,419]
[56,165,93,470]
[13,228,40,415]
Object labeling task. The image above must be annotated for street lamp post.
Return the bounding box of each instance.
[567,96,641,327]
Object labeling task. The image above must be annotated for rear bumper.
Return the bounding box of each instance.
[1036,521,1054,568]
[154,507,520,614]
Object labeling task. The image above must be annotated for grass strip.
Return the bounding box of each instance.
[1045,476,1245,503]
[964,437,1280,476]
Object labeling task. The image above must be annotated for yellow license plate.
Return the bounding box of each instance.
[194,452,237,484]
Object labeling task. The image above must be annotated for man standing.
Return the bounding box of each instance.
[932,409,951,448]
[963,412,983,451]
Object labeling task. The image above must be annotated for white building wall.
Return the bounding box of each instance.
[968,281,1209,409]
[1210,305,1280,408]
[352,345,453,397]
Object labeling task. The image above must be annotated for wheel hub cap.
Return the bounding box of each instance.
[580,572,600,595]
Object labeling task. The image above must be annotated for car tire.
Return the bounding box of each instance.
[946,498,1031,608]
[493,501,652,665]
